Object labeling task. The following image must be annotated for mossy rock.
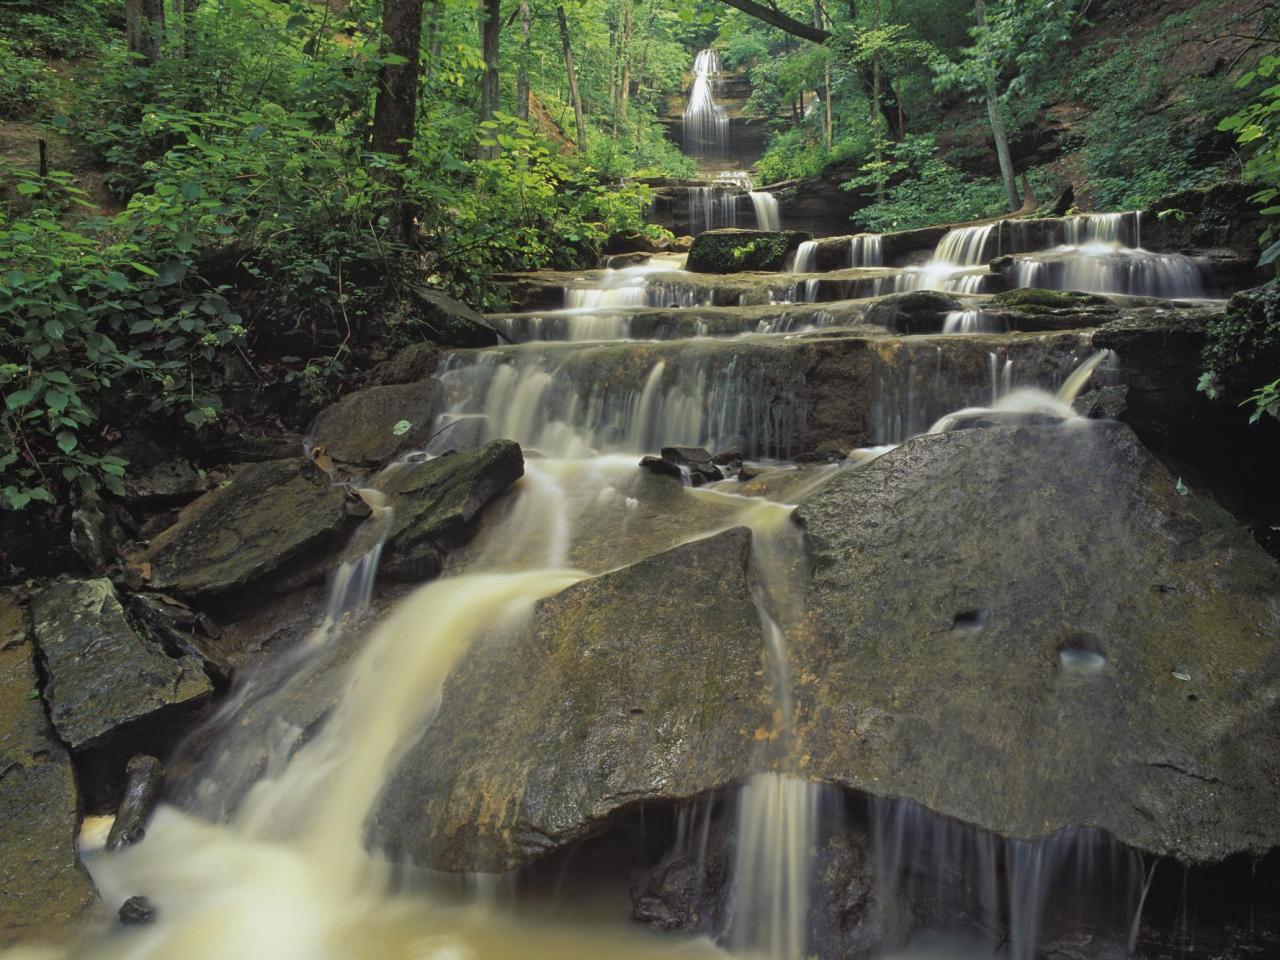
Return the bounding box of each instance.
[685,228,812,274]
[990,288,1110,311]
[1200,280,1280,403]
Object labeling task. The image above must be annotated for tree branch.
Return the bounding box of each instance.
[712,0,830,43]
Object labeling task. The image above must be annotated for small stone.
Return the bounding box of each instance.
[639,455,682,481]
[118,896,156,925]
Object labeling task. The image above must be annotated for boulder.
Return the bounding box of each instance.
[372,440,525,580]
[368,527,773,871]
[142,458,354,601]
[862,291,963,334]
[686,229,812,274]
[639,455,683,481]
[363,342,440,387]
[309,382,441,468]
[0,600,97,944]
[407,286,501,347]
[659,446,723,485]
[106,437,206,508]
[30,580,212,805]
[792,422,1280,863]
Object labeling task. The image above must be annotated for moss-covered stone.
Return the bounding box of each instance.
[142,457,354,600]
[685,229,811,274]
[989,288,1110,310]
[792,422,1280,863]
[310,382,441,468]
[0,600,97,945]
[1200,280,1280,404]
[368,528,772,871]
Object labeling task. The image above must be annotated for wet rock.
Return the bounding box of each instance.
[106,437,206,508]
[660,446,723,485]
[128,593,230,684]
[639,455,683,481]
[372,439,525,581]
[686,229,812,273]
[310,382,441,468]
[862,291,963,334]
[369,527,772,871]
[70,491,123,573]
[0,600,97,944]
[672,235,694,253]
[604,232,667,255]
[117,896,156,925]
[738,464,761,482]
[363,342,440,387]
[792,422,1280,863]
[407,286,501,347]
[602,252,651,269]
[142,458,353,601]
[106,755,164,850]
[31,580,212,806]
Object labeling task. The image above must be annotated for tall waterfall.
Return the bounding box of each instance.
[683,49,728,158]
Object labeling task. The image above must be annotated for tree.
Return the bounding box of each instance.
[556,3,587,146]
[935,0,1082,212]
[480,0,502,151]
[370,0,425,242]
[125,0,166,65]
[515,0,531,120]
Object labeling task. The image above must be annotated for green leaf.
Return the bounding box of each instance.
[392,419,412,436]
[55,431,77,454]
[1260,237,1280,268]
[5,389,35,410]
[45,390,70,413]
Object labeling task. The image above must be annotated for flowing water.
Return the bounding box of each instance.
[684,49,728,159]
[749,191,781,231]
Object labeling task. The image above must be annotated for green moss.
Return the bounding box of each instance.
[990,288,1105,310]
[1199,281,1280,413]
[686,229,811,274]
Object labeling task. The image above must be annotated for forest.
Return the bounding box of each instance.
[2,2,1280,959]
[1,0,1277,518]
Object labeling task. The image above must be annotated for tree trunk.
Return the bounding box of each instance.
[371,0,424,244]
[618,1,632,124]
[515,0,531,121]
[557,4,587,147]
[480,0,501,154]
[815,0,831,148]
[975,0,1020,210]
[126,0,165,64]
[872,0,883,201]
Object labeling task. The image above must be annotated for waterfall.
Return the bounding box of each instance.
[689,184,740,233]
[934,224,998,267]
[750,191,782,231]
[791,240,818,273]
[729,774,824,960]
[942,309,1001,335]
[683,49,728,158]
[849,233,883,267]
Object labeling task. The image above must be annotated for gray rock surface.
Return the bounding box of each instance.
[310,382,441,467]
[142,458,352,600]
[0,599,97,945]
[792,422,1280,863]
[368,528,772,870]
[30,580,212,755]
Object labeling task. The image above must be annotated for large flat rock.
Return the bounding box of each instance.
[310,382,441,467]
[142,457,353,600]
[0,600,97,945]
[791,422,1280,863]
[30,580,212,756]
[368,527,773,871]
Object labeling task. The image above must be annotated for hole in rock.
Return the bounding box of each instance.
[952,609,989,631]
[1058,633,1107,675]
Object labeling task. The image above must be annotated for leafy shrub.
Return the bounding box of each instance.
[0,38,53,119]
[1199,281,1280,423]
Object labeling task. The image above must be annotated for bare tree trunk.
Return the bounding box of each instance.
[618,1,632,125]
[126,0,166,64]
[371,0,424,244]
[515,0,531,121]
[480,0,501,154]
[975,0,1020,210]
[872,0,883,200]
[557,4,587,147]
[815,0,831,148]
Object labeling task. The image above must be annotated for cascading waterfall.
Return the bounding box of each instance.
[750,191,782,231]
[683,49,728,158]
[791,240,818,274]
[942,309,1001,335]
[849,233,883,267]
[688,171,755,234]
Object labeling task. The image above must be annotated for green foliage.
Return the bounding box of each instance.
[1,168,244,508]
[842,134,1006,231]
[1219,55,1280,264]
[0,37,52,118]
[1199,281,1280,423]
